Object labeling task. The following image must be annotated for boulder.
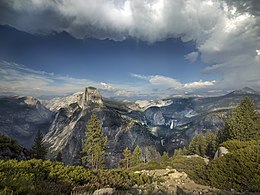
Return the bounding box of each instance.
[93,188,114,195]
[214,147,229,159]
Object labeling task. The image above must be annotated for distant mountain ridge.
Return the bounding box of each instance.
[1,87,260,167]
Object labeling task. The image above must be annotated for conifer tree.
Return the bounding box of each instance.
[31,130,47,160]
[205,132,217,159]
[119,147,131,169]
[189,134,207,157]
[226,97,257,141]
[161,151,170,163]
[131,145,143,166]
[81,113,108,170]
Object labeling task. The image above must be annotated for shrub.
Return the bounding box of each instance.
[221,139,260,152]
[205,145,260,192]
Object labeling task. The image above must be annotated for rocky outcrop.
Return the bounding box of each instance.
[93,188,114,195]
[43,87,160,167]
[0,135,31,160]
[81,87,103,108]
[0,96,53,148]
[139,168,221,194]
[214,146,229,159]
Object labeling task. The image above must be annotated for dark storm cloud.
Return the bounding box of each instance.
[222,0,260,16]
[0,0,260,94]
[0,0,73,34]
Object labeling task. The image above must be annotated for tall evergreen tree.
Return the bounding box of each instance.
[81,113,108,170]
[131,145,143,166]
[189,134,207,157]
[119,147,131,169]
[226,97,257,141]
[205,132,217,159]
[31,130,47,160]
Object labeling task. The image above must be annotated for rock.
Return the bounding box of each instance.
[0,135,31,160]
[0,96,53,148]
[81,87,103,108]
[43,87,159,167]
[183,154,209,164]
[93,188,114,195]
[214,147,229,159]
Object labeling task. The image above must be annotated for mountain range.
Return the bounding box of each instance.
[0,87,259,168]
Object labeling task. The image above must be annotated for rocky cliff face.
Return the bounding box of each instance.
[43,88,160,167]
[1,87,260,167]
[0,96,53,148]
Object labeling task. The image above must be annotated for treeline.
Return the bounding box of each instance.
[163,96,260,192]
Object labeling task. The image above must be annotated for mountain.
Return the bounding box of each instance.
[0,96,53,148]
[1,87,260,167]
[42,87,160,167]
[226,87,259,96]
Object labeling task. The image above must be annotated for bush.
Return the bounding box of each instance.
[221,139,260,152]
[0,135,22,153]
[205,145,260,192]
[0,159,155,194]
[171,156,207,184]
[129,161,165,171]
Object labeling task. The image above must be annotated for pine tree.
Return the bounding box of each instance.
[226,97,257,141]
[31,130,47,160]
[161,151,170,163]
[189,134,207,157]
[56,151,63,162]
[119,147,131,169]
[131,145,143,166]
[81,113,108,170]
[205,132,217,159]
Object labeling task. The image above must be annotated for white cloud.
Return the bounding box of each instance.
[0,61,97,96]
[149,75,183,88]
[184,80,215,88]
[0,0,260,93]
[184,52,199,63]
[0,61,156,99]
[132,73,216,91]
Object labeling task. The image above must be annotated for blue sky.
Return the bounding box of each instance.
[0,0,259,99]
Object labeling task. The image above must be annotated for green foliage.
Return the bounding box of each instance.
[119,147,131,169]
[188,134,207,157]
[129,161,165,171]
[131,145,143,167]
[188,132,218,159]
[31,130,47,160]
[205,132,217,159]
[0,159,155,194]
[81,113,108,170]
[0,135,22,154]
[221,97,259,142]
[204,144,260,192]
[171,157,207,184]
[173,147,189,157]
[221,139,260,152]
[160,151,170,164]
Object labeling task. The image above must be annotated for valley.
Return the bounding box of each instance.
[1,86,260,168]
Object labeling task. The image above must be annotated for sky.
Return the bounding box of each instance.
[0,0,259,100]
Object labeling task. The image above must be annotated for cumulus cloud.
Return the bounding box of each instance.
[184,52,199,63]
[132,73,216,91]
[0,0,259,94]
